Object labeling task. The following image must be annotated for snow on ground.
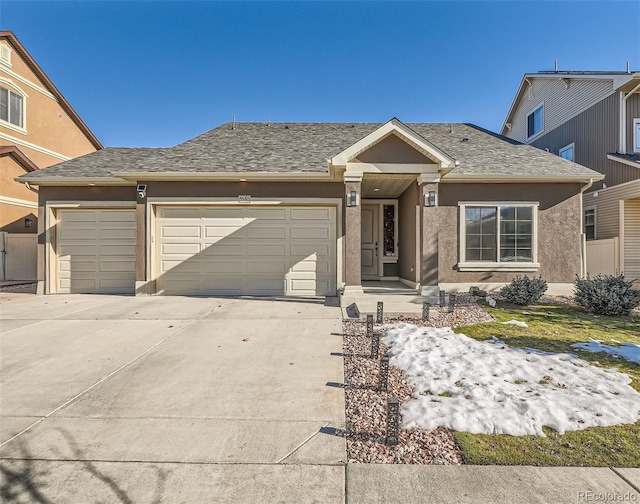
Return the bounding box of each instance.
[571,340,640,364]
[382,324,640,437]
[501,320,528,327]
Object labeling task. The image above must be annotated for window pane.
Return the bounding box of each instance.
[500,207,515,220]
[0,87,7,122]
[465,207,496,262]
[534,107,543,133]
[635,122,640,149]
[516,207,532,220]
[499,205,533,263]
[9,92,22,127]
[586,226,595,240]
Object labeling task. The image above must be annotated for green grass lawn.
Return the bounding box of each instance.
[451,301,640,467]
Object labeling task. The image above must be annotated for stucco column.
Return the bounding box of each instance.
[36,200,45,295]
[134,189,149,296]
[343,176,363,294]
[419,175,440,296]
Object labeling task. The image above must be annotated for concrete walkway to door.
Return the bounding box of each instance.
[0,294,346,503]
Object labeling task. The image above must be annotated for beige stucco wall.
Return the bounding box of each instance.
[436,183,583,284]
[1,39,98,168]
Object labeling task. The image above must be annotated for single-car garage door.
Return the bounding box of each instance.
[155,206,337,296]
[56,209,136,294]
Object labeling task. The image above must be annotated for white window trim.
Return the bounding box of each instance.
[633,118,640,153]
[526,102,544,141]
[458,202,540,272]
[584,206,596,240]
[559,142,575,162]
[0,79,27,134]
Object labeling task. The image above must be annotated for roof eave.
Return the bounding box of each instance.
[442,173,605,183]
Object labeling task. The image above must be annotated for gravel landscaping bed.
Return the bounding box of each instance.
[343,294,493,464]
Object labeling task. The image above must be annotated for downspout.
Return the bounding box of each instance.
[579,179,594,278]
[621,83,640,153]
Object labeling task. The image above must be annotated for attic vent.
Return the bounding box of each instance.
[462,138,469,142]
[0,44,11,66]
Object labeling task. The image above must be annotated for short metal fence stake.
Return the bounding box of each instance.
[371,330,380,359]
[422,302,430,320]
[366,314,373,337]
[376,301,384,324]
[448,293,456,313]
[379,357,389,391]
[439,290,446,308]
[386,397,400,446]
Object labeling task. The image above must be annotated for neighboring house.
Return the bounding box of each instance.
[18,118,602,297]
[501,69,640,283]
[0,30,101,280]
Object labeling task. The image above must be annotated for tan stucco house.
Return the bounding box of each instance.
[17,118,603,297]
[1,30,101,280]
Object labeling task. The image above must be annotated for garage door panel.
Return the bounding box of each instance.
[155,205,336,296]
[161,207,202,219]
[201,244,244,256]
[247,208,287,220]
[246,227,287,239]
[291,208,332,220]
[248,244,287,256]
[162,242,201,255]
[246,260,288,274]
[290,227,331,239]
[162,226,201,238]
[56,209,136,294]
[203,261,244,274]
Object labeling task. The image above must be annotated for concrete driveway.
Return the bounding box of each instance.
[0,294,345,503]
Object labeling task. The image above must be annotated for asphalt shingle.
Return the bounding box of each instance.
[19,122,601,181]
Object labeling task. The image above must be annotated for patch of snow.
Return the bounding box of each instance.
[571,340,640,364]
[382,324,640,437]
[485,296,496,307]
[502,319,528,327]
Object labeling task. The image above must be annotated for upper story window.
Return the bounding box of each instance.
[559,143,574,162]
[0,85,24,128]
[634,118,640,153]
[527,104,544,139]
[0,44,10,66]
[460,203,539,271]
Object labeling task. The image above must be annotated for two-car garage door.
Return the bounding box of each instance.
[155,206,337,296]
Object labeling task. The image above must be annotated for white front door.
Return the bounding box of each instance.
[361,204,378,278]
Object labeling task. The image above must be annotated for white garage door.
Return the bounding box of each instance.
[155,206,337,296]
[56,209,136,294]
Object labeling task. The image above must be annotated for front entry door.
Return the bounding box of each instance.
[361,204,378,278]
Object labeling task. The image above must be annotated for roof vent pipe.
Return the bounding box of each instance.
[626,61,630,73]
[554,59,558,73]
[232,114,236,130]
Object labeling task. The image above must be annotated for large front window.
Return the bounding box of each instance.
[0,86,24,128]
[461,203,538,271]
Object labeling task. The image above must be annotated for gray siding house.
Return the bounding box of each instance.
[502,70,640,283]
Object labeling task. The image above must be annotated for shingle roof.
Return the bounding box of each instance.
[19,122,602,181]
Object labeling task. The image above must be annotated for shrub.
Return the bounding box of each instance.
[574,274,640,316]
[500,275,548,306]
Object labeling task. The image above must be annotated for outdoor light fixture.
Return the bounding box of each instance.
[347,190,359,207]
[24,218,33,228]
[137,184,147,199]
[425,190,437,207]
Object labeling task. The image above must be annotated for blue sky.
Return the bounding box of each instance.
[2,1,639,147]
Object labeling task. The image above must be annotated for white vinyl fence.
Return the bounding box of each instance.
[0,232,37,281]
[585,238,619,277]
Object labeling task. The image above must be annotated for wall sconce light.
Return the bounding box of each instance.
[425,191,437,207]
[137,184,147,199]
[24,218,33,228]
[347,190,359,207]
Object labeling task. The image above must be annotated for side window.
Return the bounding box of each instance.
[584,208,595,240]
[634,119,640,153]
[559,143,574,162]
[0,85,24,128]
[527,104,544,138]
